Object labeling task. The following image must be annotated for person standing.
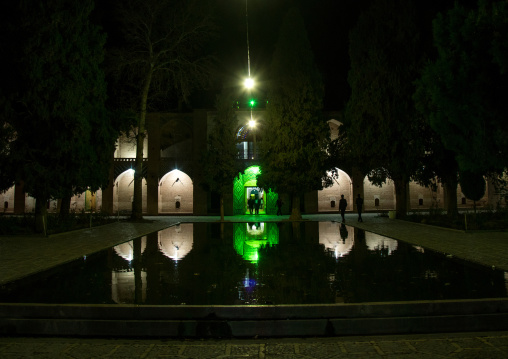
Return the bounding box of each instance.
[248,196,254,214]
[356,194,364,222]
[338,194,347,223]
[254,196,260,215]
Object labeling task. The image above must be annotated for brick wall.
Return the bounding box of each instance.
[363,178,396,211]
[318,170,353,212]
[114,131,148,159]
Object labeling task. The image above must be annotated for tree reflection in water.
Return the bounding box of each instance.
[1,222,506,305]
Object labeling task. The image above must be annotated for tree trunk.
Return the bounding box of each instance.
[131,67,153,221]
[59,193,71,220]
[393,177,408,219]
[35,195,48,236]
[443,178,458,218]
[133,237,142,304]
[291,221,301,241]
[131,132,145,221]
[220,194,225,222]
[289,194,302,221]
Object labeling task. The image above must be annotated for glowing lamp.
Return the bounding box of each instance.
[244,77,255,89]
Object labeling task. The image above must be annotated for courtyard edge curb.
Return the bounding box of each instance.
[1,298,508,338]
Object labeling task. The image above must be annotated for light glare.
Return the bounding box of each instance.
[244,77,255,89]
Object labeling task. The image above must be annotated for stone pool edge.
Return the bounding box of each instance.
[1,298,507,338]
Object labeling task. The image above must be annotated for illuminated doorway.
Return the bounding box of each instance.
[234,166,277,215]
[245,186,265,214]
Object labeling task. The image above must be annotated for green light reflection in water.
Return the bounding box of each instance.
[234,222,279,262]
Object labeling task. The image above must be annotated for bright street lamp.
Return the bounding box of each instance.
[244,77,255,90]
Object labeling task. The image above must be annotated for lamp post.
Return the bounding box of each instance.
[244,0,256,159]
[243,0,253,95]
[245,0,251,79]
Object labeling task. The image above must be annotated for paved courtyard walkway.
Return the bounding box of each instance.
[1,331,508,358]
[1,213,507,358]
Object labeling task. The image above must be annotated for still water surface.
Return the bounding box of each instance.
[1,222,507,305]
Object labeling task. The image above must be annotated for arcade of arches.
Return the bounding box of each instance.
[1,110,501,215]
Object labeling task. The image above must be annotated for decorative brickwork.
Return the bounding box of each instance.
[233,173,245,215]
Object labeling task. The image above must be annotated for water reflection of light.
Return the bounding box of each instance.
[158,223,194,261]
[244,268,251,287]
[233,222,279,263]
[366,233,398,255]
[111,271,146,304]
[114,237,147,261]
[505,272,508,295]
[319,222,354,258]
[246,222,265,237]
[414,246,425,253]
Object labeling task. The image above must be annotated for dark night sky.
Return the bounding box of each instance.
[211,0,477,110]
[212,0,369,110]
[94,0,470,111]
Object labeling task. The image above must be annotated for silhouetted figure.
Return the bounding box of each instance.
[339,194,347,223]
[248,197,254,214]
[339,223,348,243]
[254,196,261,215]
[356,194,363,222]
[276,198,283,216]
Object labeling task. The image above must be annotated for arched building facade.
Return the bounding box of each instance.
[3,109,504,215]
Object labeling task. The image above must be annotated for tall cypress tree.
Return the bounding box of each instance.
[258,7,332,221]
[418,0,508,175]
[0,0,115,233]
[345,0,424,218]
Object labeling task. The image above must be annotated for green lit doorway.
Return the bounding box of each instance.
[234,165,278,215]
[245,186,265,214]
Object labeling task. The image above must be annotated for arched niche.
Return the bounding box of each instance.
[113,169,147,214]
[159,169,193,213]
[318,168,353,212]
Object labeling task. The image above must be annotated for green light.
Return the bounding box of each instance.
[249,99,256,107]
[246,166,260,175]
[233,222,279,263]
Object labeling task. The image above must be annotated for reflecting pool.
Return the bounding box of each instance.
[1,222,507,305]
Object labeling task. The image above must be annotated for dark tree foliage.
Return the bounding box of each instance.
[459,170,486,213]
[0,0,116,233]
[345,0,424,218]
[257,7,332,220]
[108,0,216,220]
[419,0,508,174]
[0,100,15,191]
[200,91,242,221]
[326,129,353,176]
[414,84,460,217]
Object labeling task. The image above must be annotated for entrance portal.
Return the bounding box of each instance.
[245,187,265,214]
[234,166,277,215]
